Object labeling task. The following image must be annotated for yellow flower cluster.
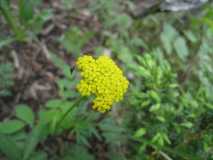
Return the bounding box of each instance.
[76,55,129,112]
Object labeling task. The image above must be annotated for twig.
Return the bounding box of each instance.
[37,40,51,60]
[11,50,20,69]
[159,150,173,160]
[11,50,24,79]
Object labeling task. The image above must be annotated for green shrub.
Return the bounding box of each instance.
[129,53,213,159]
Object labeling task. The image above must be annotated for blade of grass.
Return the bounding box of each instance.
[0,0,26,41]
[18,0,34,25]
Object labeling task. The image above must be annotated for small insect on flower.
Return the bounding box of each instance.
[76,55,129,113]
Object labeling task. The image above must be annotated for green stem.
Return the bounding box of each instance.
[55,98,83,131]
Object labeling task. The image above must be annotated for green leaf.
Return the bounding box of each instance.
[62,145,95,160]
[174,37,189,60]
[184,31,197,43]
[149,103,161,112]
[19,0,34,24]
[50,53,73,79]
[118,47,134,65]
[152,132,164,147]
[111,13,132,30]
[0,134,23,160]
[45,99,64,109]
[162,133,171,144]
[23,123,45,160]
[16,105,34,126]
[181,122,193,128]
[30,9,52,34]
[157,116,166,122]
[99,118,125,144]
[134,128,146,138]
[0,120,25,134]
[149,91,161,102]
[30,151,47,160]
[160,23,178,54]
[203,17,213,32]
[138,66,151,77]
[60,27,94,56]
[39,110,60,126]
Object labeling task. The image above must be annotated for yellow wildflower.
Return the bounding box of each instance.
[76,55,129,112]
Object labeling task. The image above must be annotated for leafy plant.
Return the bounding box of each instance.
[89,0,132,36]
[0,0,52,43]
[60,27,94,57]
[62,144,95,160]
[129,52,212,159]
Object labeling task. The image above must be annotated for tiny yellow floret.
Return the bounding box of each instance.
[76,55,129,112]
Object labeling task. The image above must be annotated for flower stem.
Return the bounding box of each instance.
[55,98,83,131]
